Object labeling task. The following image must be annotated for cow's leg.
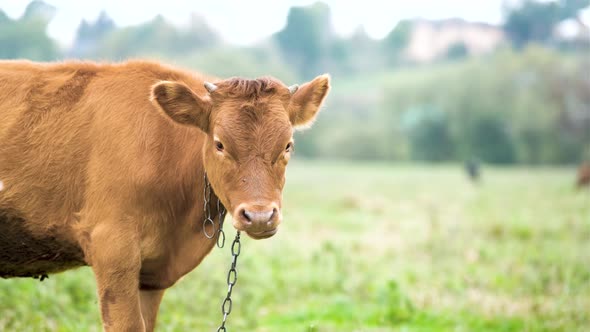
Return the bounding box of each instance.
[140,289,166,332]
[88,223,145,332]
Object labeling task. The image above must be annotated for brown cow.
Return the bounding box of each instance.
[0,60,330,331]
[577,162,590,189]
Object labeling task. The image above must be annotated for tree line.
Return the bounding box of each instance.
[1,0,589,164]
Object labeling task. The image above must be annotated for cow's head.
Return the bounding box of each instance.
[151,75,330,239]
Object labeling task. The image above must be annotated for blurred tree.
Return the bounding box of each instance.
[0,9,9,24]
[70,11,116,58]
[549,58,590,162]
[465,114,516,164]
[0,1,59,60]
[378,47,588,164]
[274,2,334,78]
[381,20,412,65]
[446,42,469,61]
[504,0,590,48]
[504,1,560,48]
[559,0,590,19]
[170,45,298,82]
[329,26,382,75]
[80,14,220,59]
[409,112,455,162]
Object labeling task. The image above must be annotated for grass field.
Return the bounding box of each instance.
[1,161,588,331]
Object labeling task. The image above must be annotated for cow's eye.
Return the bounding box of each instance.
[285,142,293,152]
[215,141,224,152]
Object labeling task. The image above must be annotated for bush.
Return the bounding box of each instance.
[379,47,589,164]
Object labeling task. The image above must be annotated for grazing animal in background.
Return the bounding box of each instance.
[577,162,590,189]
[464,158,481,183]
[0,60,330,331]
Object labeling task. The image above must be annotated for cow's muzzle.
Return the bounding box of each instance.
[232,202,281,239]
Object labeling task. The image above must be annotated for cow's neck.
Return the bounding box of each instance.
[145,171,226,284]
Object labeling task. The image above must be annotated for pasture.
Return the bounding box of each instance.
[0,161,588,331]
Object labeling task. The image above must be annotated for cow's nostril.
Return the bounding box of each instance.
[240,208,275,224]
[242,209,252,223]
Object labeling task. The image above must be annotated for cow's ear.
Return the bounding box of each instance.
[151,81,211,132]
[288,74,330,129]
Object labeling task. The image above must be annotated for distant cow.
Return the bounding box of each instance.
[577,162,590,189]
[464,158,481,183]
[0,60,330,331]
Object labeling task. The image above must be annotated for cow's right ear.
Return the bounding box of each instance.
[151,81,211,132]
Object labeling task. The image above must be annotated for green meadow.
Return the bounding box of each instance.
[1,161,588,331]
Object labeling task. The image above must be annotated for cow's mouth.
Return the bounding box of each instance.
[245,228,278,240]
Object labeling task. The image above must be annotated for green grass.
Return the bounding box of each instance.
[1,161,588,331]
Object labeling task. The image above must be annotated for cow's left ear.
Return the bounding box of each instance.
[288,74,331,129]
[151,81,211,132]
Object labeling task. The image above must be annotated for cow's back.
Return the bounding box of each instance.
[0,60,207,278]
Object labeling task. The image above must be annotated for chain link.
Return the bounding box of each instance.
[203,174,227,247]
[202,173,242,331]
[216,199,226,248]
[216,231,241,332]
[203,173,216,239]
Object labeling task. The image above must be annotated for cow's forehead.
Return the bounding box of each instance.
[215,97,287,125]
[213,98,292,145]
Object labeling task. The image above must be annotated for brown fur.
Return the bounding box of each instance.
[101,288,117,327]
[0,59,330,331]
[577,162,590,188]
[214,77,281,99]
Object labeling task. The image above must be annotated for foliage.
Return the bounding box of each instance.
[164,45,299,83]
[504,0,590,48]
[82,14,220,60]
[295,47,588,164]
[0,1,59,61]
[329,27,385,76]
[68,11,115,58]
[273,2,334,79]
[377,47,589,164]
[399,107,456,162]
[446,42,469,60]
[382,19,413,65]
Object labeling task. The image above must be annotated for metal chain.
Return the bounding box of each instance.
[216,231,241,332]
[203,173,227,247]
[216,198,227,248]
[202,172,242,331]
[203,173,216,239]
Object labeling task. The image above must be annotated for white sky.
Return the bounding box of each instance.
[0,0,555,46]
